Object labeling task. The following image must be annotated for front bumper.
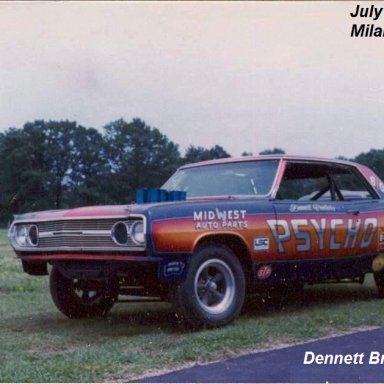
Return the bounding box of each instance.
[17,252,190,282]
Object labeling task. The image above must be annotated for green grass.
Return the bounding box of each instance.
[1,228,384,382]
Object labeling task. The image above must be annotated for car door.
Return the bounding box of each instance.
[271,160,380,263]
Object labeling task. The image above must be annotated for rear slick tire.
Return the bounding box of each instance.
[171,244,246,329]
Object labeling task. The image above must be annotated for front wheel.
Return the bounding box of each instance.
[171,245,246,328]
[49,266,117,318]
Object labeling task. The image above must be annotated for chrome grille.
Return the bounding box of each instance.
[38,219,118,233]
[34,218,144,251]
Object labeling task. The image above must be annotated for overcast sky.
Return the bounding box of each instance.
[1,1,383,158]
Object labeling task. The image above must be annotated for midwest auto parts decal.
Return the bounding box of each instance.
[193,209,248,230]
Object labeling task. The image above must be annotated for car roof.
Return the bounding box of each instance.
[180,155,358,170]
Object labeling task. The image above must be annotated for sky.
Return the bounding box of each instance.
[1,1,383,159]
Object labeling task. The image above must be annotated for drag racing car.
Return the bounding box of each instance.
[8,155,384,328]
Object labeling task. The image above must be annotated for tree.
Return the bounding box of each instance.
[259,148,286,155]
[70,126,111,206]
[103,118,181,202]
[354,149,384,180]
[183,145,230,164]
[0,120,110,223]
[0,124,51,220]
[39,120,78,209]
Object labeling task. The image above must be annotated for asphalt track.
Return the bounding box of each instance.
[142,328,384,383]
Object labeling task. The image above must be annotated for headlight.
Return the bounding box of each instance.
[28,225,39,246]
[111,221,129,246]
[130,221,145,245]
[14,225,28,247]
[111,220,145,247]
[10,224,39,247]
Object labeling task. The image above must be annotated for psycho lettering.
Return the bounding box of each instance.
[267,218,377,253]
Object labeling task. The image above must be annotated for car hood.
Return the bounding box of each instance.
[12,200,198,222]
[12,195,269,223]
[13,205,134,222]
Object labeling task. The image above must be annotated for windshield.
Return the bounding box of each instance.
[162,159,280,198]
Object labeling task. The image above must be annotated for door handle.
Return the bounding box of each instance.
[347,210,360,215]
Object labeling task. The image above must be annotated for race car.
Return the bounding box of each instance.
[8,155,384,328]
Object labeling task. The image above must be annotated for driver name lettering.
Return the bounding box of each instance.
[193,209,248,230]
[267,217,377,253]
[289,204,336,213]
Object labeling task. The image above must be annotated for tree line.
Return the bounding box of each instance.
[0,118,383,224]
[0,119,230,223]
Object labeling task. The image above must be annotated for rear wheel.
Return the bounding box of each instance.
[49,266,117,318]
[171,245,246,328]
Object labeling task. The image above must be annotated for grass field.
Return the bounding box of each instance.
[1,228,384,382]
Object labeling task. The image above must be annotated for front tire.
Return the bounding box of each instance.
[49,266,117,318]
[171,245,246,328]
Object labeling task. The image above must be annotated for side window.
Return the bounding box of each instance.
[277,175,328,200]
[276,162,376,201]
[332,171,373,200]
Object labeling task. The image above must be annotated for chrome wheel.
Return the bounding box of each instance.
[194,258,236,315]
[171,245,246,328]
